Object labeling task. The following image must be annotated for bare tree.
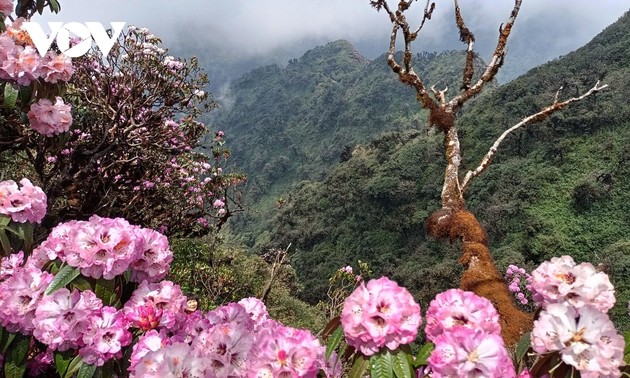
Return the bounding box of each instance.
[370,0,607,346]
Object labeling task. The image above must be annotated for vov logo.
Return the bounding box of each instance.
[22,22,126,58]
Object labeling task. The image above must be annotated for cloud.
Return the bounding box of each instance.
[40,0,627,59]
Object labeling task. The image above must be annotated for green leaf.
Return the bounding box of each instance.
[516,332,532,364]
[414,343,434,367]
[0,216,10,226]
[70,276,93,292]
[0,229,12,255]
[45,265,80,295]
[1,331,16,354]
[325,326,344,359]
[9,334,29,363]
[54,350,74,377]
[391,350,414,378]
[49,0,61,13]
[18,85,32,105]
[4,334,30,378]
[3,83,18,110]
[370,351,393,378]
[76,362,97,378]
[349,354,369,378]
[94,278,117,306]
[64,355,84,378]
[4,361,26,378]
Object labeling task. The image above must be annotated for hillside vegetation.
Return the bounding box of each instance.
[256,11,630,327]
[212,40,492,244]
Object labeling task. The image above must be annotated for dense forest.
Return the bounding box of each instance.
[213,11,630,328]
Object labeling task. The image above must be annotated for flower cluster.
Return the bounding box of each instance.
[27,97,73,137]
[530,255,624,376]
[529,255,615,312]
[0,178,47,223]
[341,276,421,356]
[425,289,515,377]
[532,303,624,377]
[505,264,533,305]
[130,299,325,377]
[0,19,74,86]
[32,215,172,280]
[0,264,53,333]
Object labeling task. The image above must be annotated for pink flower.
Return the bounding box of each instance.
[132,342,206,378]
[248,323,324,377]
[425,288,500,342]
[0,178,47,223]
[128,329,170,373]
[341,276,421,356]
[238,297,269,330]
[33,288,103,351]
[27,97,73,137]
[0,0,13,16]
[428,328,515,378]
[38,216,141,279]
[0,251,24,280]
[0,264,53,333]
[80,306,132,366]
[213,198,225,208]
[191,321,254,376]
[531,303,624,377]
[38,51,74,83]
[124,280,187,331]
[0,45,40,85]
[530,256,615,312]
[130,227,173,283]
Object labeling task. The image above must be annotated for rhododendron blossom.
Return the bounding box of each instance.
[81,306,132,366]
[238,296,269,329]
[27,97,73,137]
[33,288,103,351]
[428,328,515,378]
[248,323,325,377]
[124,280,187,331]
[424,288,500,341]
[0,178,47,223]
[341,276,421,355]
[531,303,624,377]
[530,255,615,312]
[0,264,53,334]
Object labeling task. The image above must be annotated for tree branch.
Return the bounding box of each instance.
[449,0,522,109]
[461,81,608,191]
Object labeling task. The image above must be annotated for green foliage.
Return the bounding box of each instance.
[212,43,491,246]
[168,236,325,331]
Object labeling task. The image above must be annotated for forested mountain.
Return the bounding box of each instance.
[211,40,493,244]
[256,11,630,326]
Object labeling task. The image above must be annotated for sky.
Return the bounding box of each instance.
[38,1,629,84]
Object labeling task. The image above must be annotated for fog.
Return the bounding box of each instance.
[39,1,629,84]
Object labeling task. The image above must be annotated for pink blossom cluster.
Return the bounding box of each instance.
[124,280,187,331]
[129,298,326,377]
[0,264,53,334]
[0,178,47,223]
[340,276,421,356]
[425,289,515,377]
[505,264,533,305]
[0,0,12,17]
[532,303,624,377]
[529,255,615,312]
[0,20,74,86]
[27,97,73,136]
[31,215,173,281]
[25,287,131,366]
[529,256,624,377]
